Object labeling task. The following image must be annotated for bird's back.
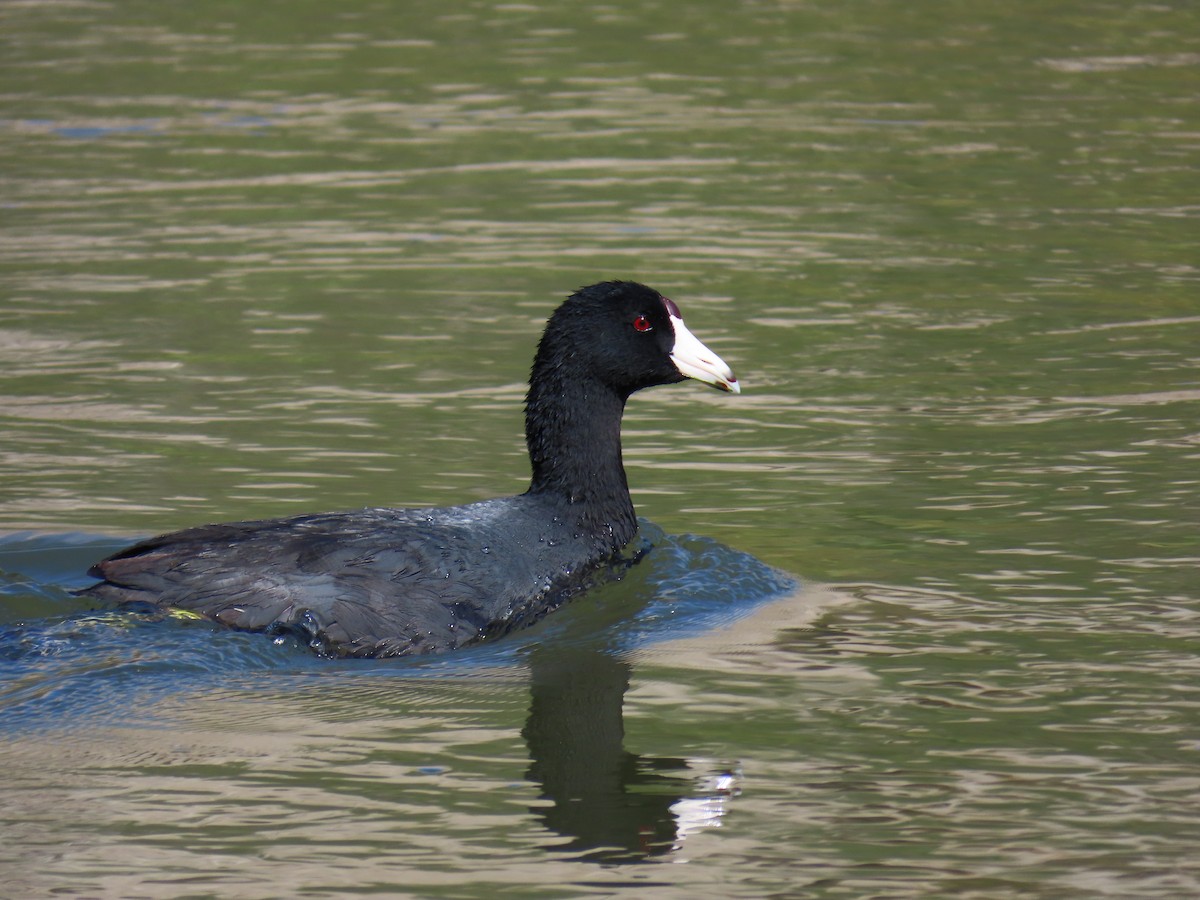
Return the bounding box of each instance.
[82,495,616,657]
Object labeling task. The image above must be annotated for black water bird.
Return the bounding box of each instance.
[80,281,740,657]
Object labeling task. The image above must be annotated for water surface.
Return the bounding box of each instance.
[2,0,1198,897]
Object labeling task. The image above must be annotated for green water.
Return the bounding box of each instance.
[2,1,1198,897]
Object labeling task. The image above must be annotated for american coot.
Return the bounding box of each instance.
[81,281,740,658]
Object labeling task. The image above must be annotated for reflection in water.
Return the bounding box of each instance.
[0,529,776,877]
[523,645,737,861]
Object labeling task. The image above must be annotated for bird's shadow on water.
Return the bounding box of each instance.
[0,523,799,864]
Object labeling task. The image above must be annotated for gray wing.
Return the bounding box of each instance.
[81,515,500,658]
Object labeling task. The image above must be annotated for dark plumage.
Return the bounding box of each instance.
[80,281,740,658]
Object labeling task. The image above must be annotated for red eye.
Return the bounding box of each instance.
[633,315,653,332]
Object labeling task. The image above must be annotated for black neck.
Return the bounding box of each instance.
[524,363,637,550]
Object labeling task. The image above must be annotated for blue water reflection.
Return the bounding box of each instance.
[1,526,792,862]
